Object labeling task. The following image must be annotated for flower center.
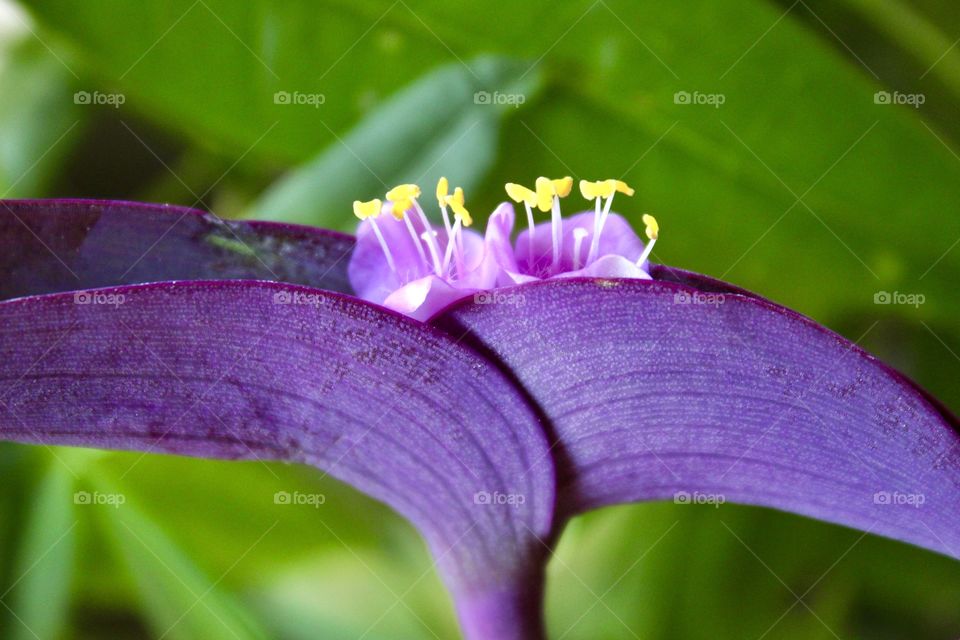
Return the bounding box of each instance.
[505,176,659,278]
[353,178,474,285]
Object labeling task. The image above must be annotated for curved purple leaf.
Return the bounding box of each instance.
[438,277,960,560]
[0,199,355,300]
[0,280,554,639]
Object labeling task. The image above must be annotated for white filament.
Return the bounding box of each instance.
[550,196,562,268]
[636,237,656,267]
[586,194,616,266]
[401,211,428,266]
[369,218,396,272]
[586,197,602,265]
[524,202,536,258]
[442,217,462,274]
[421,230,443,275]
[439,203,452,237]
[572,228,589,270]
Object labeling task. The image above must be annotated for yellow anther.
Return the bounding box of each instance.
[579,179,615,200]
[552,176,573,198]
[386,183,421,202]
[535,177,554,212]
[353,198,382,220]
[445,195,472,227]
[436,177,449,207]
[505,182,537,206]
[612,180,635,196]
[642,214,659,240]
[390,200,411,220]
[579,179,634,200]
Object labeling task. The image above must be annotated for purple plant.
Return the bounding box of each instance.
[0,186,956,639]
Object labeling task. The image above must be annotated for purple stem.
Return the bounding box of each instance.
[455,571,546,640]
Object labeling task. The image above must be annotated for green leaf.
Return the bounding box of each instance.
[0,34,80,196]
[548,502,960,639]
[20,0,522,164]
[6,459,76,640]
[839,0,960,101]
[93,476,269,640]
[94,453,397,582]
[253,549,458,640]
[249,56,541,228]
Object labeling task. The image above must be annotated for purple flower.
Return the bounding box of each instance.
[348,181,498,320]
[348,177,658,318]
[498,177,654,282]
[1,196,958,639]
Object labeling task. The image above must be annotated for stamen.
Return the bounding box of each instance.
[578,179,616,200]
[386,183,421,203]
[636,213,659,266]
[536,178,559,267]
[524,202,536,256]
[412,198,442,267]
[354,199,397,273]
[386,184,420,225]
[352,198,382,220]
[421,230,443,275]
[537,176,571,269]
[586,193,616,265]
[581,180,613,265]
[369,219,395,272]
[505,183,538,257]
[505,183,536,205]
[385,184,435,272]
[582,178,634,265]
[442,217,461,274]
[599,180,633,230]
[444,193,472,277]
[449,188,468,222]
[550,195,562,268]
[572,228,588,270]
[436,177,452,235]
[590,195,602,262]
[613,180,635,196]
[534,177,553,213]
[552,176,573,198]
[399,205,429,266]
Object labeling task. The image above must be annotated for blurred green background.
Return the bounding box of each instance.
[0,0,959,638]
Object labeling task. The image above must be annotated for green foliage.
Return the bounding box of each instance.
[6,460,75,640]
[91,472,271,640]
[249,56,543,229]
[0,37,80,196]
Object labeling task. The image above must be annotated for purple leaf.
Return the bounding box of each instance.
[438,277,960,560]
[0,279,554,639]
[0,199,355,299]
